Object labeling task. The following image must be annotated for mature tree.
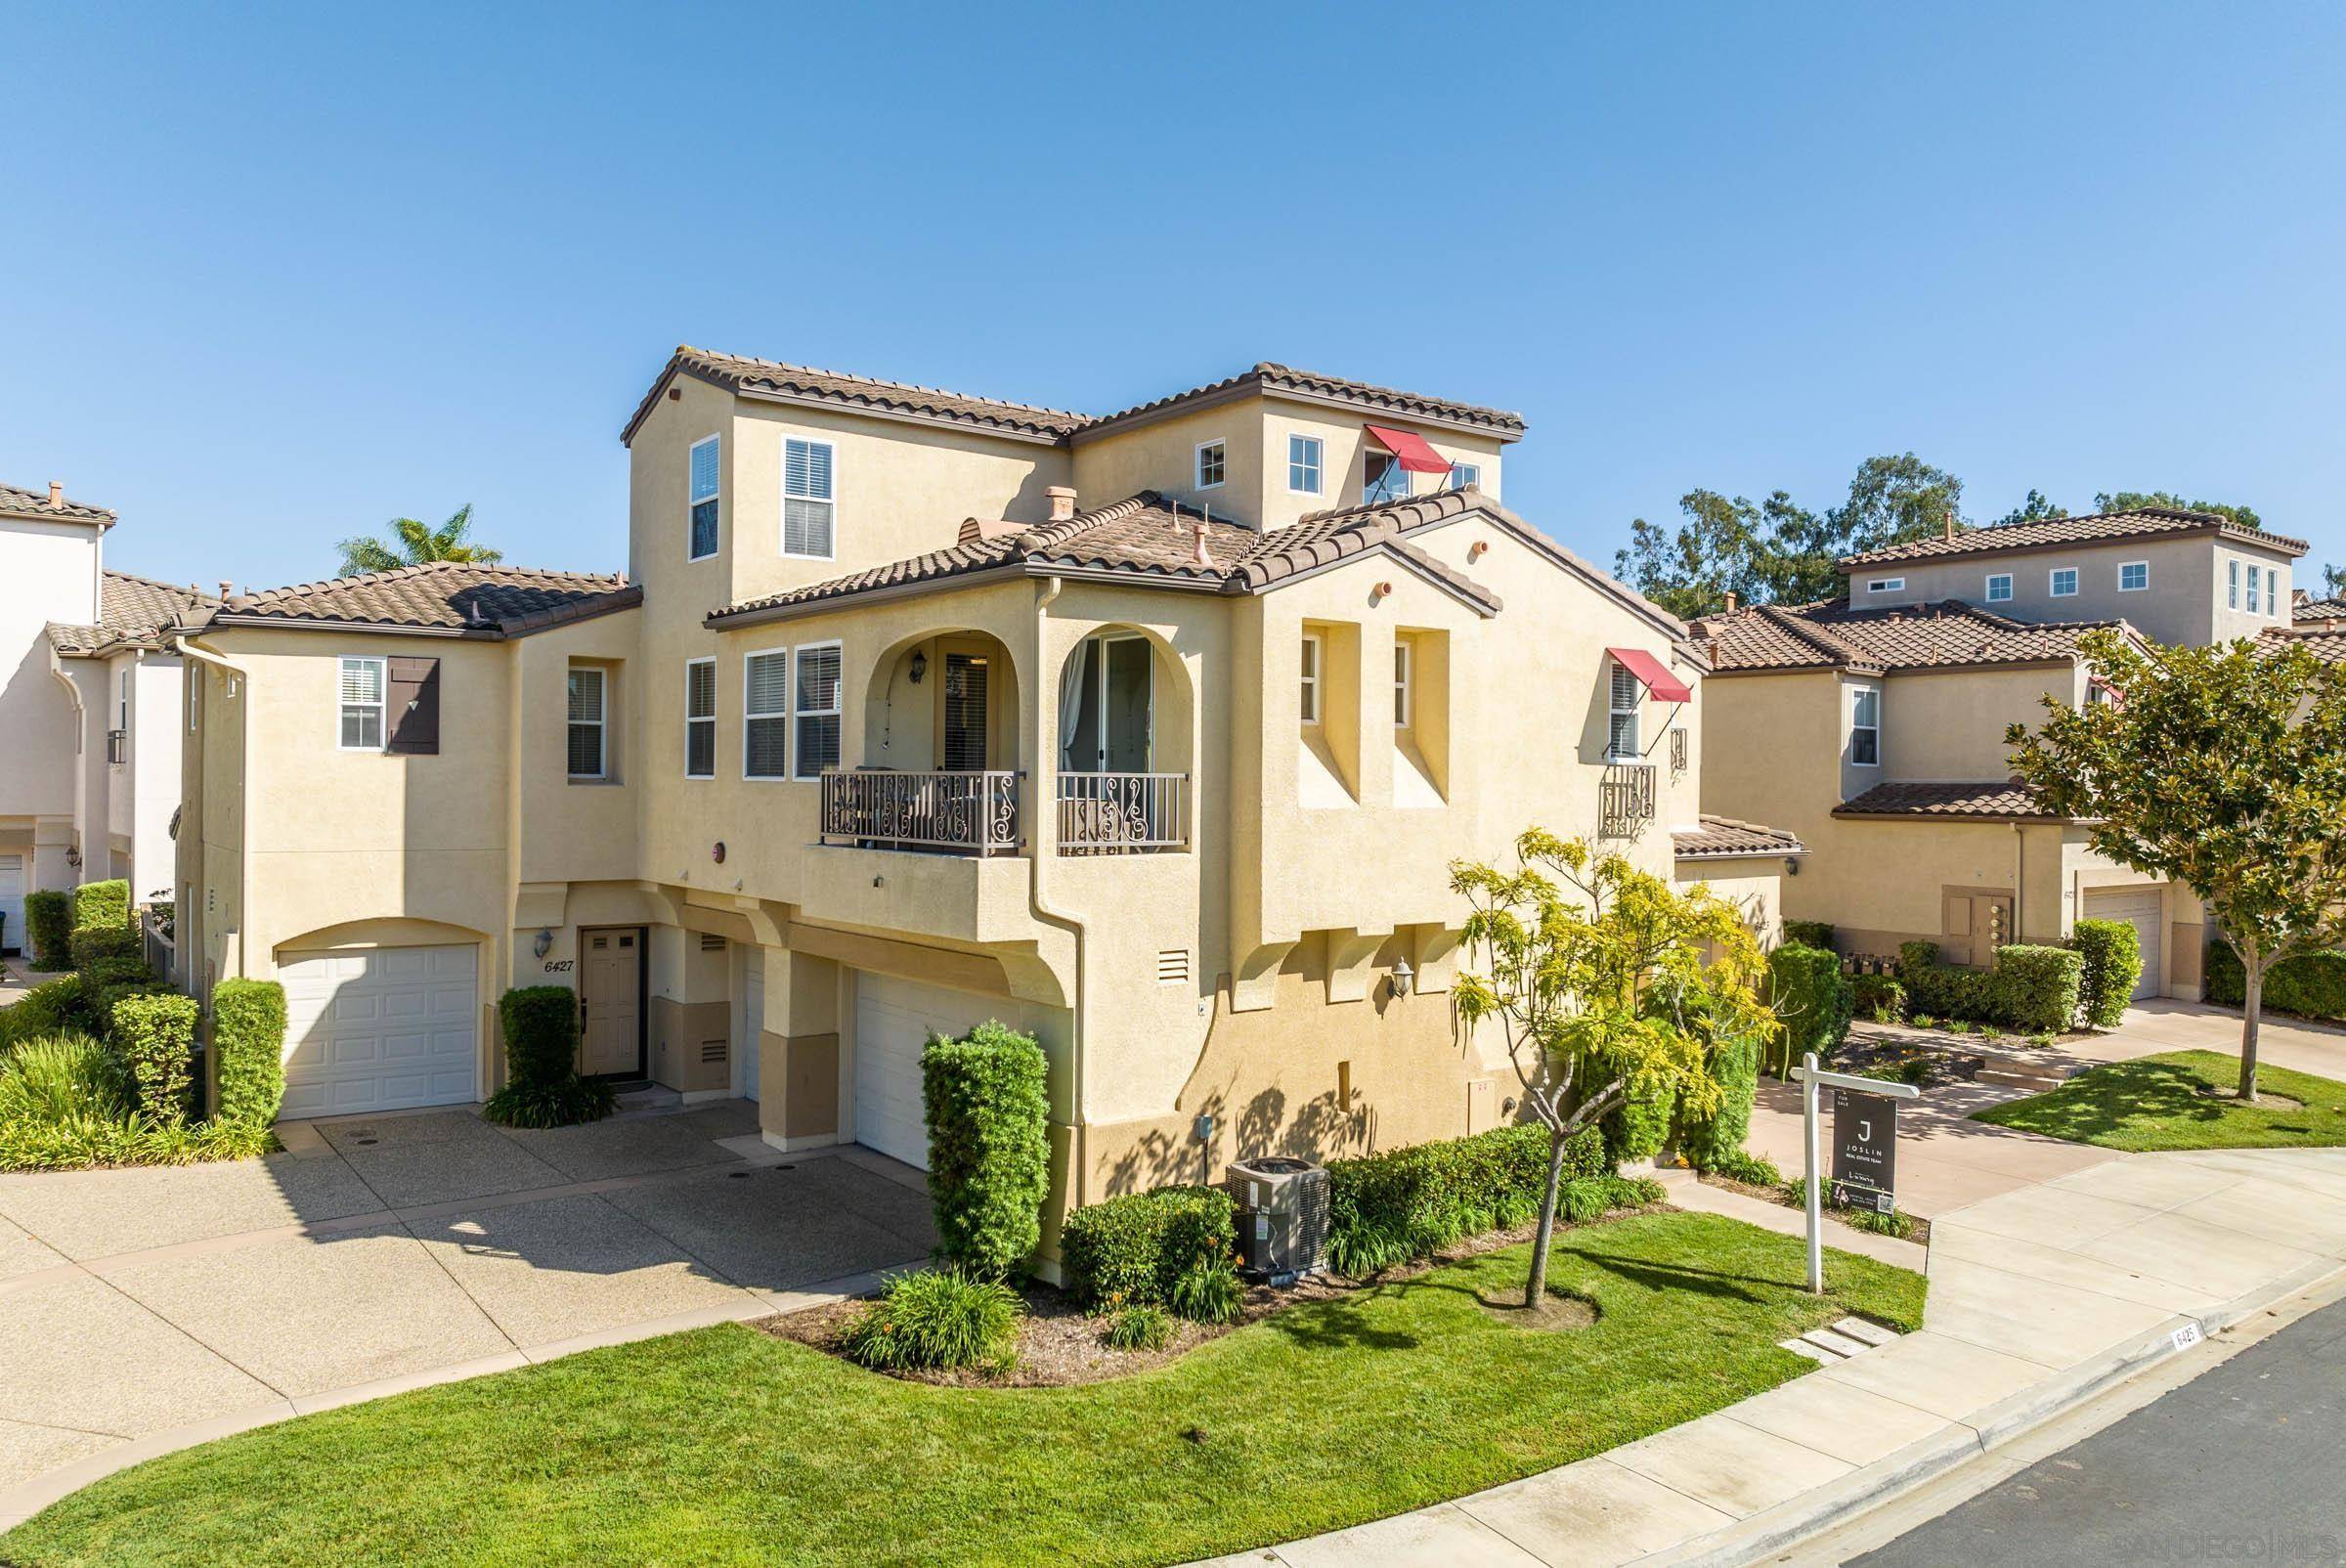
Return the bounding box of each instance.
[2008,632,2346,1099]
[1994,489,2067,528]
[336,504,500,576]
[1452,830,1773,1307]
[2323,563,2346,599]
[2094,490,2263,531]
[1614,490,1767,621]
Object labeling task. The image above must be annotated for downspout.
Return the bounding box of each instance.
[1028,576,1091,1208]
[175,635,251,980]
[2012,823,2024,945]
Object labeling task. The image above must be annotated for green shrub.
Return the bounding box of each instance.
[24,891,72,970]
[1323,1122,1609,1277]
[1993,944,2083,1034]
[1851,975,1906,1024]
[69,923,142,973]
[1768,943,1851,1072]
[483,985,613,1129]
[2207,940,2346,1023]
[1601,1073,1673,1164]
[79,955,155,1018]
[71,880,131,933]
[1676,1022,1763,1172]
[838,1269,1023,1374]
[0,978,88,1048]
[1782,920,1837,950]
[1706,1147,1783,1187]
[1059,1185,1237,1312]
[0,1033,131,1126]
[1104,1303,1174,1352]
[2069,919,2143,1028]
[1896,941,2000,1024]
[110,992,199,1123]
[922,1020,1050,1280]
[1167,1259,1245,1325]
[210,979,287,1130]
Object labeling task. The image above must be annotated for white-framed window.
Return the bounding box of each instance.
[1986,572,2014,602]
[1608,661,1641,761]
[2050,567,2079,597]
[1850,686,1881,766]
[2117,561,2149,592]
[116,671,129,730]
[783,437,836,558]
[684,658,716,778]
[1364,451,1409,504]
[1287,434,1323,496]
[1449,461,1481,491]
[1299,633,1323,723]
[2267,570,2281,616]
[189,674,199,734]
[688,435,720,561]
[743,649,792,779]
[1393,640,1412,727]
[1867,577,1904,593]
[337,656,386,752]
[1195,440,1226,490]
[792,642,843,779]
[567,667,606,779]
[2229,559,2241,609]
[2247,563,2264,615]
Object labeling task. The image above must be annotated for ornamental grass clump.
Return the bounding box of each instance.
[839,1269,1023,1374]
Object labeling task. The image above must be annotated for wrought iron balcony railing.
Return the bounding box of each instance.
[1057,772,1189,854]
[819,769,1021,855]
[1599,761,1658,838]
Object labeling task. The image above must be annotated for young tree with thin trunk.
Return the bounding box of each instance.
[1452,830,1773,1308]
[2008,632,2346,1100]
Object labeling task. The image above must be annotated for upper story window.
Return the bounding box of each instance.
[1393,640,1412,727]
[116,671,129,730]
[567,667,606,780]
[2050,567,2080,597]
[1866,577,1904,594]
[2119,561,2149,592]
[2247,563,2264,615]
[1850,686,1881,765]
[2267,570,2281,616]
[792,643,843,778]
[684,658,716,778]
[1449,462,1481,491]
[744,651,791,779]
[1365,452,1409,505]
[338,656,386,751]
[2229,559,2241,609]
[1608,662,1641,761]
[783,438,836,559]
[688,436,720,561]
[1985,573,2014,602]
[1287,435,1323,496]
[1195,440,1226,490]
[1299,633,1323,723]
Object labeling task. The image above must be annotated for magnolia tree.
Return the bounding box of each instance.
[1453,829,1773,1308]
[2008,632,2346,1099]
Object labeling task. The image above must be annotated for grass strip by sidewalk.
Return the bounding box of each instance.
[2,1210,1923,1568]
[1974,1049,2346,1152]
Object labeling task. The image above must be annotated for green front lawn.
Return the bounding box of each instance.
[1974,1049,2346,1151]
[3,1211,1923,1568]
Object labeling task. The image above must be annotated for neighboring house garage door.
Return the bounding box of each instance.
[852,974,994,1170]
[0,855,22,957]
[2082,889,2163,1002]
[279,945,480,1118]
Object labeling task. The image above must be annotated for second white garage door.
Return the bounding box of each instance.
[279,945,480,1118]
[2082,888,2163,1002]
[853,974,1004,1170]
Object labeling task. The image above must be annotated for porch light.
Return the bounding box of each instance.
[1389,957,1413,999]
[909,649,928,683]
[533,929,553,959]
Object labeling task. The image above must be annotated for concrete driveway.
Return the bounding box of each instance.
[0,1100,933,1518]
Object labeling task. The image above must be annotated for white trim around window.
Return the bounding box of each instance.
[790,640,843,780]
[2050,566,2080,597]
[1866,577,1904,593]
[1849,685,1881,766]
[1393,639,1412,728]
[1287,434,1323,496]
[782,437,837,560]
[1299,632,1323,723]
[2247,563,2265,616]
[337,655,387,752]
[1194,439,1226,491]
[1985,572,2014,603]
[1607,660,1642,762]
[2229,558,2241,609]
[2118,560,2149,592]
[683,657,717,779]
[1448,461,1481,491]
[687,434,720,562]
[566,666,607,780]
[743,647,793,780]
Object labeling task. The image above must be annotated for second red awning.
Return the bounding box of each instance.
[1605,645,1693,703]
[1363,422,1454,474]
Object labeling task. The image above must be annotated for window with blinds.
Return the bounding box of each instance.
[745,652,791,778]
[1607,662,1641,761]
[567,667,606,779]
[684,658,717,778]
[942,652,987,771]
[794,643,843,778]
[338,656,385,751]
[783,438,835,558]
[688,435,719,561]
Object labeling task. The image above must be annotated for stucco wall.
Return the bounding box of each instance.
[0,515,100,847]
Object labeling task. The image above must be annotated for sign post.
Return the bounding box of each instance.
[1789,1052,1919,1293]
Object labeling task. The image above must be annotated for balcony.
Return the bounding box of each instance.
[1057,772,1189,854]
[820,768,1021,856]
[1599,762,1657,838]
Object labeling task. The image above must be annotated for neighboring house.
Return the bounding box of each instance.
[1839,506,2308,648]
[2292,589,2346,626]
[1689,598,2190,1000]
[0,479,211,955]
[176,349,1784,1230]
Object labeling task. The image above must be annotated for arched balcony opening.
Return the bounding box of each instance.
[1054,628,1194,854]
[825,630,1023,856]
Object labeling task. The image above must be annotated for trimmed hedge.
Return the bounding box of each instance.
[2207,940,2346,1024]
[485,985,613,1128]
[72,880,131,933]
[210,979,287,1130]
[79,955,154,1018]
[1851,974,1906,1024]
[1060,1185,1237,1313]
[1782,920,1837,951]
[70,923,143,973]
[111,992,200,1123]
[2071,919,2144,1028]
[1995,944,2084,1034]
[1325,1122,1609,1276]
[24,891,72,971]
[1768,942,1851,1071]
[922,1021,1051,1280]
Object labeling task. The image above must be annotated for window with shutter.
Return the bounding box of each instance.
[744,651,791,778]
[567,667,606,779]
[385,656,441,755]
[338,656,386,751]
[783,438,835,558]
[688,436,720,561]
[1607,662,1641,761]
[684,658,717,778]
[793,643,842,778]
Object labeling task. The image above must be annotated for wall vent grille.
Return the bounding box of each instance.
[700,1039,728,1065]
[1156,948,1190,984]
[699,933,726,952]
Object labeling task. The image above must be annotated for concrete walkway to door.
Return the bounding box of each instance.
[0,1099,934,1526]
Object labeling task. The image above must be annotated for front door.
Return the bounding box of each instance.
[579,927,644,1078]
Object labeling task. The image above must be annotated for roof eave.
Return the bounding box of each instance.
[703,562,1031,632]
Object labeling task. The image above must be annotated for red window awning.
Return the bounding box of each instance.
[1363,423,1454,474]
[1606,646,1692,703]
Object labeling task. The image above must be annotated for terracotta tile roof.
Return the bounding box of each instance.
[625,347,1090,446]
[0,480,115,527]
[1672,815,1806,859]
[1078,362,1526,441]
[1690,599,2125,675]
[1841,507,2307,570]
[2259,624,2346,666]
[1832,779,2065,821]
[46,571,222,656]
[203,561,638,639]
[2293,595,2346,623]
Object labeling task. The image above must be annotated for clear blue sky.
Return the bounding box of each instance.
[6,2,2342,593]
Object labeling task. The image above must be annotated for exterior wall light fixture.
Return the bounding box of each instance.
[1389,957,1413,998]
[909,649,928,683]
[533,929,553,959]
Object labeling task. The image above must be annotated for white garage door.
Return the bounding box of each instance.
[279,946,479,1118]
[741,961,762,1104]
[2083,889,2163,1002]
[853,974,998,1170]
[0,855,22,958]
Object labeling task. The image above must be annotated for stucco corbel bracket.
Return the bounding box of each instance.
[1325,928,1392,1005]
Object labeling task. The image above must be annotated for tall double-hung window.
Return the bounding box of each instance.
[338,656,386,751]
[792,644,843,778]
[688,436,720,561]
[744,651,791,778]
[684,659,716,778]
[1608,663,1641,761]
[567,668,606,779]
[783,438,836,558]
[1850,687,1882,766]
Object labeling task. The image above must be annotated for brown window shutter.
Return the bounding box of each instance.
[385,656,441,754]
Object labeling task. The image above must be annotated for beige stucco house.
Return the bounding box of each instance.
[173,349,1792,1235]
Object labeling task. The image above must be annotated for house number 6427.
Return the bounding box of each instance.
[543,959,574,973]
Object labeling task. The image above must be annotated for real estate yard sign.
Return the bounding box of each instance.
[1830,1088,1898,1214]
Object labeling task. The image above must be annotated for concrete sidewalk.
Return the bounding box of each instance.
[1199,1145,2346,1568]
